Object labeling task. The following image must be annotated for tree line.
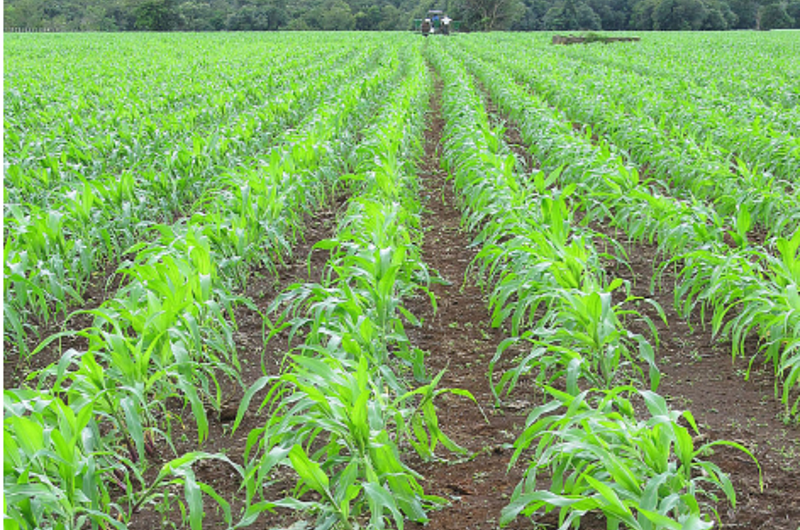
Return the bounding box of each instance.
[4,0,800,33]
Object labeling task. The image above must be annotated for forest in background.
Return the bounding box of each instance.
[4,0,800,35]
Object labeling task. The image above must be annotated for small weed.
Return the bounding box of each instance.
[473,471,488,483]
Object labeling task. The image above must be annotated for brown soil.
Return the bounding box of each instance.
[402,69,542,530]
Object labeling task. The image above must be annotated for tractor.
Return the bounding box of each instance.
[414,10,459,36]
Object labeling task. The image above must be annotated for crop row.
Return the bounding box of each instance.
[5,43,377,247]
[225,50,465,529]
[428,39,759,529]
[4,34,374,206]
[544,49,800,183]
[3,43,424,530]
[4,42,398,355]
[444,41,800,414]
[547,32,800,131]
[456,36,800,237]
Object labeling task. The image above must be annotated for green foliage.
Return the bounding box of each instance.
[502,386,761,528]
[431,43,662,405]
[1,0,754,31]
[4,33,390,353]
[653,0,708,29]
[543,0,602,29]
[759,2,795,29]
[133,0,182,30]
[726,0,758,26]
[787,1,800,26]
[449,32,800,410]
[5,31,798,530]
[3,0,414,30]
[320,0,357,29]
[461,0,526,30]
[4,34,438,530]
[428,36,767,530]
[228,46,478,529]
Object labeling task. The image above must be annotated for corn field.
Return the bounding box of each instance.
[4,31,800,530]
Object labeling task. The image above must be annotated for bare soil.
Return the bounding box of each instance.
[403,69,541,530]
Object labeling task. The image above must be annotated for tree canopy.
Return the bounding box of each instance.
[4,0,797,31]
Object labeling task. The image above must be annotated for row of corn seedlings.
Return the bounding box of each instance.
[3,43,390,356]
[449,42,800,416]
[545,32,800,133]
[428,40,760,530]
[544,38,800,179]
[4,34,367,208]
[227,46,475,530]
[455,37,800,238]
[3,47,416,530]
[6,40,377,248]
[487,36,800,229]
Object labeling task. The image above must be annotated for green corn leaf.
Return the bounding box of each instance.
[9,417,45,457]
[500,490,591,525]
[695,439,762,492]
[351,389,370,449]
[158,452,240,482]
[678,514,714,530]
[4,430,22,472]
[178,467,203,530]
[232,375,275,433]
[635,506,682,530]
[364,481,404,529]
[288,445,329,496]
[639,473,668,514]
[79,509,128,530]
[583,476,638,524]
[639,390,669,418]
[673,425,694,477]
[176,377,209,444]
[235,501,277,528]
[120,396,144,461]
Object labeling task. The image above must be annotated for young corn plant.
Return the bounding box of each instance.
[4,389,123,530]
[233,353,461,530]
[718,226,800,413]
[502,386,762,530]
[4,389,241,530]
[271,197,433,382]
[492,279,662,401]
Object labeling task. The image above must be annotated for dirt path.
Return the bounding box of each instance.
[402,69,540,530]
